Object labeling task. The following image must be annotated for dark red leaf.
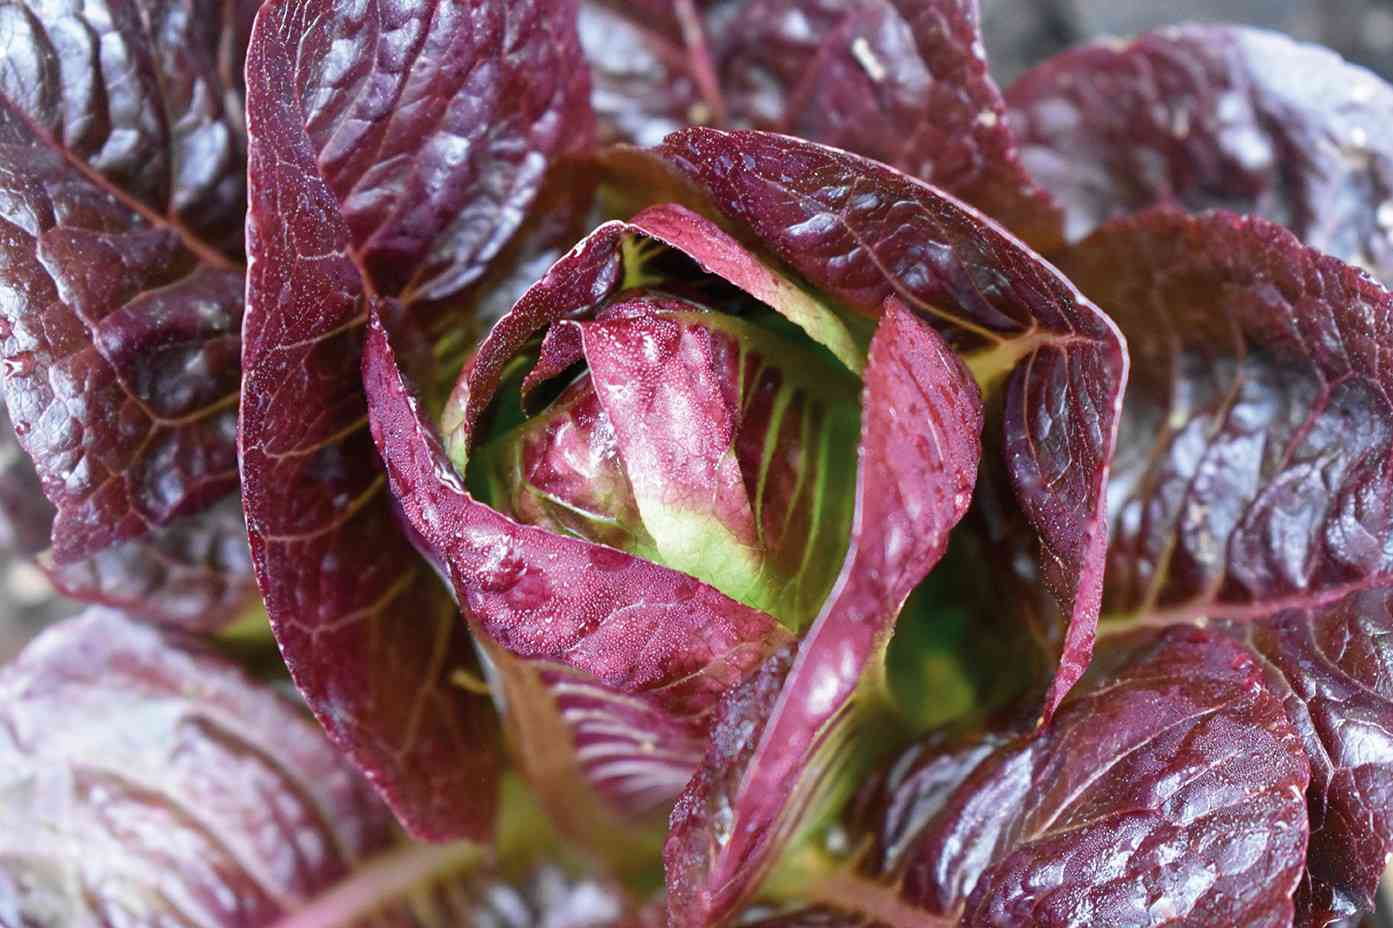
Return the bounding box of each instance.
[241,0,592,838]
[0,609,393,926]
[0,0,251,562]
[1060,208,1393,623]
[1007,24,1393,284]
[658,127,1128,720]
[40,495,256,632]
[664,300,982,925]
[1235,590,1393,924]
[870,628,1310,927]
[714,0,1063,248]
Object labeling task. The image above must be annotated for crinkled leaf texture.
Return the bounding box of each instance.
[0,0,250,562]
[240,0,592,837]
[40,495,257,632]
[712,0,1062,248]
[1060,207,1393,924]
[580,0,1061,247]
[1062,209,1393,628]
[364,309,791,821]
[1007,24,1393,285]
[0,609,393,926]
[658,127,1127,720]
[850,627,1310,927]
[664,299,982,925]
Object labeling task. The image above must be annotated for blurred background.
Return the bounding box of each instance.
[2,0,1393,923]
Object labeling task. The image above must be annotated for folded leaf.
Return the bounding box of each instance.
[664,300,982,924]
[0,0,251,562]
[659,127,1128,719]
[866,627,1310,927]
[240,0,592,838]
[363,308,790,797]
[1060,208,1393,623]
[0,609,393,926]
[1007,24,1393,284]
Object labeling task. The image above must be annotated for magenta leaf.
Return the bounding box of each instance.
[1059,208,1393,624]
[659,127,1128,719]
[663,300,982,925]
[0,0,251,562]
[1007,24,1393,284]
[0,609,394,926]
[857,627,1309,926]
[240,0,591,838]
[363,310,791,811]
[40,495,257,633]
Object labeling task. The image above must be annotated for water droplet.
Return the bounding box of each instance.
[587,545,630,571]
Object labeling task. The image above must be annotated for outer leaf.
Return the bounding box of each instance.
[1060,208,1393,623]
[241,0,591,837]
[0,0,250,562]
[1235,590,1393,925]
[714,0,1063,248]
[664,300,982,925]
[40,495,256,632]
[659,127,1128,719]
[363,310,791,809]
[0,609,393,926]
[1007,24,1393,284]
[865,627,1309,927]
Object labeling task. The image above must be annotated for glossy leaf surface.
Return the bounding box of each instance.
[0,609,392,926]
[1060,208,1393,624]
[240,0,592,838]
[870,628,1310,927]
[659,127,1127,719]
[1008,24,1393,284]
[714,0,1062,247]
[0,0,250,561]
[664,301,982,924]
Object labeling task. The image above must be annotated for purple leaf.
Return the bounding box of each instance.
[714,0,1063,248]
[1007,24,1393,284]
[0,609,394,926]
[1059,208,1393,623]
[0,0,250,562]
[40,495,257,633]
[664,300,982,925]
[1233,590,1393,925]
[658,127,1128,719]
[362,308,791,790]
[867,627,1310,927]
[240,0,592,839]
